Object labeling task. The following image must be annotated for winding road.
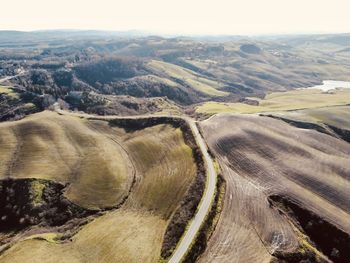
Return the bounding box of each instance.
[54,106,217,262]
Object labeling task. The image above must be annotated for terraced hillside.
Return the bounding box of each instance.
[0,111,197,262]
[199,113,350,263]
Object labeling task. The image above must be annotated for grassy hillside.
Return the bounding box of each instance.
[0,112,197,262]
[0,111,132,210]
[199,114,350,262]
[85,120,197,219]
[122,125,196,219]
[197,88,350,115]
[148,60,228,97]
[0,210,165,263]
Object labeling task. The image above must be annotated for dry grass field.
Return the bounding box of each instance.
[199,113,350,262]
[86,120,197,219]
[0,111,132,210]
[196,88,350,115]
[0,210,166,263]
[0,111,197,262]
[122,125,196,219]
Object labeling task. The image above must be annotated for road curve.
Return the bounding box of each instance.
[54,106,217,262]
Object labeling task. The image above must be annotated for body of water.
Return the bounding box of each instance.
[307,80,350,91]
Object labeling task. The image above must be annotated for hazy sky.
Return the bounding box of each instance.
[1,0,350,35]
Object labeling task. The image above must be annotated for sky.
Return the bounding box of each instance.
[1,0,350,35]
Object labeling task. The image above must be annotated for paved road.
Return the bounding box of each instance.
[55,106,217,262]
[168,120,217,263]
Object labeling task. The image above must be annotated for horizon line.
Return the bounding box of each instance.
[1,28,350,38]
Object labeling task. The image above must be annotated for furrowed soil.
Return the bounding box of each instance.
[198,113,350,263]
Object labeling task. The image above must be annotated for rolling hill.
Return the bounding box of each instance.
[0,111,198,262]
[1,31,350,263]
[2,32,350,122]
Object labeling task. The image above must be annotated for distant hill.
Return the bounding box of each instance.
[1,32,350,118]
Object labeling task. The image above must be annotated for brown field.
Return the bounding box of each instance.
[0,111,197,262]
[199,113,350,262]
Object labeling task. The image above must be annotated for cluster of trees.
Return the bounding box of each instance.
[0,179,91,232]
[74,57,146,85]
